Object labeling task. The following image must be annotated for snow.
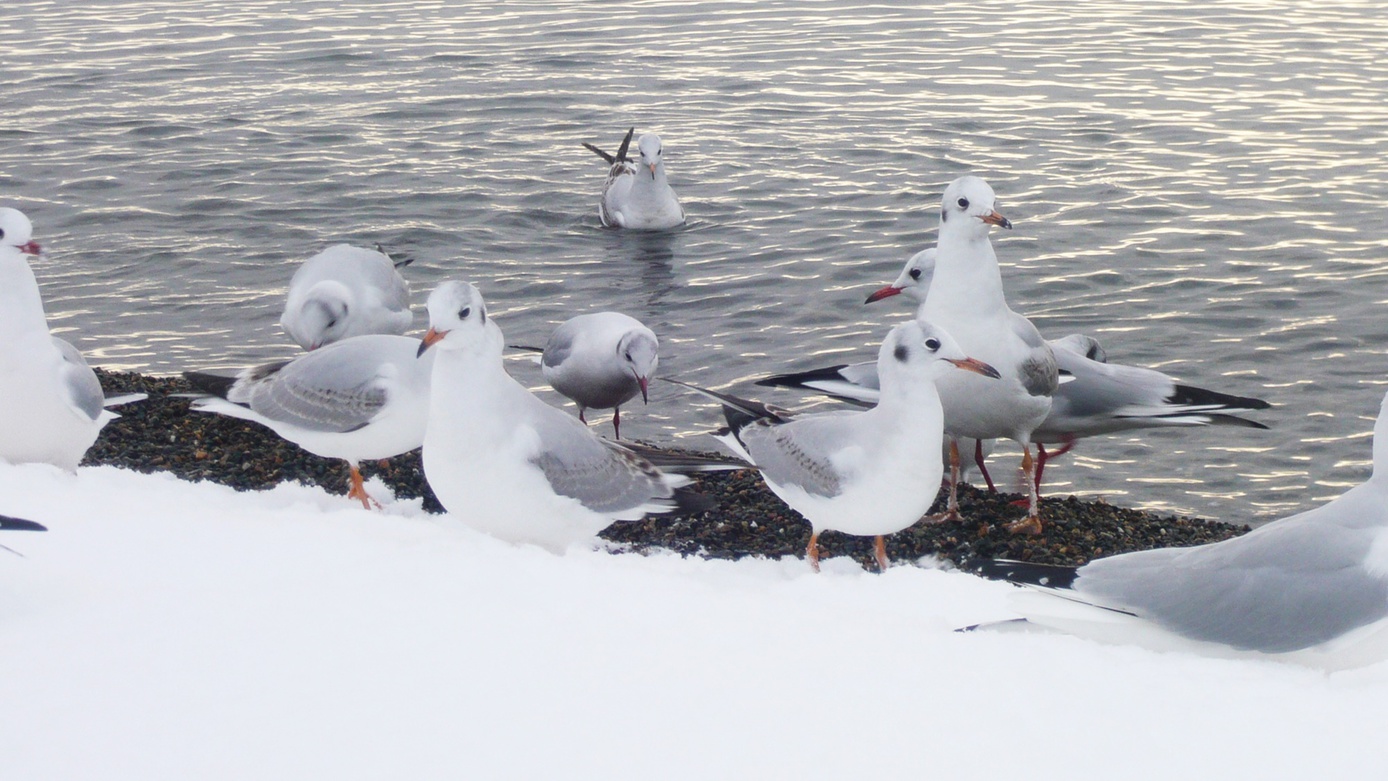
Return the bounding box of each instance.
[2,463,1386,779]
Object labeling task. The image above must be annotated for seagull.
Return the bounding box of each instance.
[540,312,658,439]
[0,207,132,472]
[853,247,1271,488]
[967,389,1388,671]
[183,334,433,509]
[584,128,686,231]
[418,281,700,551]
[280,243,413,351]
[670,317,1000,572]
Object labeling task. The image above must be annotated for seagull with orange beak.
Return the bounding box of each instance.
[584,127,686,230]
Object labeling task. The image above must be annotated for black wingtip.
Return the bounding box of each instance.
[583,142,615,164]
[963,557,1080,590]
[182,370,239,400]
[614,127,635,163]
[1169,384,1271,412]
[0,515,47,532]
[754,365,852,389]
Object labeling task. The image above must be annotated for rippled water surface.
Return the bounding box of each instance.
[7,0,1388,522]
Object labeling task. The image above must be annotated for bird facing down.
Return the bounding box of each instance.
[0,207,129,472]
[280,243,413,351]
[418,281,698,551]
[541,312,659,439]
[184,334,434,509]
[864,247,1271,488]
[968,389,1388,671]
[584,127,686,231]
[673,317,1000,572]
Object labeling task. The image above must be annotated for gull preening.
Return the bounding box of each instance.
[584,127,686,231]
[184,334,434,508]
[0,207,136,471]
[672,318,999,572]
[280,243,413,351]
[969,389,1388,670]
[540,312,659,439]
[418,281,698,551]
[776,247,1271,490]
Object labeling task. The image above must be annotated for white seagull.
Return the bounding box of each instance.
[969,389,1388,671]
[280,243,413,351]
[540,312,659,439]
[184,334,434,509]
[773,248,1270,490]
[671,317,999,572]
[418,281,697,551]
[0,207,132,472]
[584,127,686,231]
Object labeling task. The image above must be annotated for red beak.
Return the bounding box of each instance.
[19,241,41,256]
[864,285,902,304]
[638,375,650,404]
[947,357,1001,379]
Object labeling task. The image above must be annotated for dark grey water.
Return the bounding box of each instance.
[6,0,1388,523]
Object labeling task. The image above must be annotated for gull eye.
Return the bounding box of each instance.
[924,338,941,352]
[458,306,471,320]
[909,268,922,280]
[957,196,970,210]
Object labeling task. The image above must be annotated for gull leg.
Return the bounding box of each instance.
[807,531,822,573]
[974,439,996,492]
[612,407,622,440]
[578,408,588,424]
[1034,436,1076,492]
[874,535,889,573]
[1006,445,1043,535]
[926,439,964,523]
[346,463,381,510]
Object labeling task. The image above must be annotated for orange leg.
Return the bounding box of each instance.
[807,531,822,573]
[874,535,889,573]
[346,463,381,510]
[1005,445,1043,535]
[927,439,964,523]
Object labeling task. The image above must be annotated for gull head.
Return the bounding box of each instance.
[419,280,489,357]
[636,133,664,178]
[616,327,659,404]
[865,248,936,305]
[938,176,1012,238]
[0,207,41,257]
[879,317,1000,386]
[288,280,354,350]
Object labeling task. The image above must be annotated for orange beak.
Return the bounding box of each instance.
[417,327,447,357]
[981,210,1012,230]
[947,357,1001,379]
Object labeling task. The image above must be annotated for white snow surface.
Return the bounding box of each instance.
[2,463,1386,779]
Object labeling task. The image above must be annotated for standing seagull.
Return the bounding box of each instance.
[584,128,686,231]
[671,318,999,572]
[541,312,659,439]
[0,207,125,471]
[280,243,413,351]
[969,390,1388,671]
[419,281,696,551]
[184,334,434,509]
[780,248,1270,489]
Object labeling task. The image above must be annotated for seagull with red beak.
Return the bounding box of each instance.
[539,312,658,439]
[584,127,686,230]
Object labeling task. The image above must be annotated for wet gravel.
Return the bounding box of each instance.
[90,370,1250,569]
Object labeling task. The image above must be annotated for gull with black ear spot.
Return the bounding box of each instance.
[280,243,413,351]
[538,312,658,439]
[669,317,999,573]
[418,281,700,551]
[583,127,686,231]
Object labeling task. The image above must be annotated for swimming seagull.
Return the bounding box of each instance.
[669,317,1000,572]
[417,281,700,551]
[280,243,413,351]
[0,207,137,472]
[770,248,1272,490]
[966,389,1388,671]
[539,312,658,439]
[584,128,686,231]
[183,334,434,509]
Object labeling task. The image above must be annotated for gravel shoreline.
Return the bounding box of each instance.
[88,369,1250,570]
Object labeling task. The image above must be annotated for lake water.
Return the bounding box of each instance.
[6,0,1388,524]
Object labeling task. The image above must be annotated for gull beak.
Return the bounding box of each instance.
[308,340,322,351]
[417,327,447,357]
[19,241,41,256]
[648,163,657,179]
[864,285,902,304]
[638,375,650,404]
[981,210,1012,230]
[947,357,1001,379]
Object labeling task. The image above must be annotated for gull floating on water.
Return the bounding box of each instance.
[539,312,658,440]
[968,389,1388,671]
[418,281,700,551]
[280,243,413,351]
[184,334,433,509]
[671,317,999,572]
[0,207,141,472]
[584,128,686,231]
